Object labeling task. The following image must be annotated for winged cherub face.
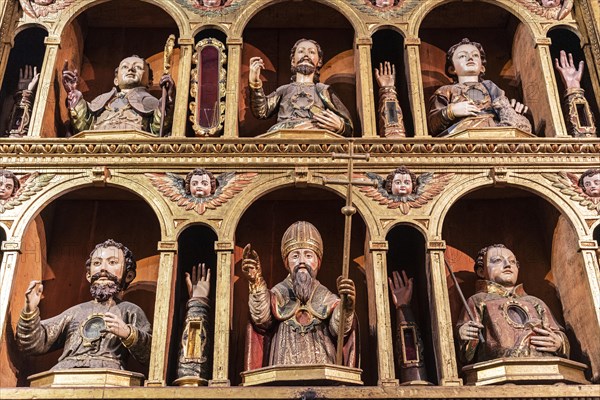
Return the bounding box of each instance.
[0,176,16,200]
[538,0,561,7]
[391,173,413,196]
[190,174,212,198]
[582,173,600,197]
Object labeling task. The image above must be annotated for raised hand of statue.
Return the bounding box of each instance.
[61,60,82,107]
[313,109,344,133]
[336,276,356,314]
[449,101,479,118]
[186,263,211,299]
[24,280,43,312]
[103,312,131,339]
[159,74,176,103]
[388,270,413,308]
[374,61,395,88]
[241,243,262,285]
[554,50,583,89]
[510,99,528,115]
[458,320,484,341]
[249,56,265,87]
[17,65,39,91]
[530,326,563,354]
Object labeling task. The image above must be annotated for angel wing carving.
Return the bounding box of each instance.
[19,0,77,18]
[357,171,454,215]
[542,172,600,214]
[146,171,257,215]
[0,172,54,213]
[515,0,573,20]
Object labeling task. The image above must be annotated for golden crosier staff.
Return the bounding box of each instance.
[160,34,176,137]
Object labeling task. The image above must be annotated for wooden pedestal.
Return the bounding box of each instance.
[240,364,363,386]
[28,368,145,387]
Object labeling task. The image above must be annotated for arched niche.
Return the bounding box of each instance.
[230,186,375,385]
[371,29,414,137]
[442,186,595,380]
[385,224,437,384]
[238,1,358,137]
[41,0,179,137]
[419,1,552,136]
[165,224,217,385]
[0,27,47,137]
[2,186,161,386]
[548,27,600,137]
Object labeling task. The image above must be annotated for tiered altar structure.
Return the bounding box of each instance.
[0,0,599,399]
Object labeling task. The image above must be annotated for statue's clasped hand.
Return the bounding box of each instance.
[103,312,130,339]
[459,320,484,342]
[159,74,175,103]
[313,110,344,133]
[530,326,563,354]
[336,276,356,314]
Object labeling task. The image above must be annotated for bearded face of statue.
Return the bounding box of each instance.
[291,40,320,77]
[87,246,125,302]
[288,248,320,303]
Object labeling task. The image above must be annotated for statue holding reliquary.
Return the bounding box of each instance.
[16,240,152,385]
[428,38,531,137]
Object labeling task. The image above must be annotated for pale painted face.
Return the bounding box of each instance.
[0,176,16,200]
[115,56,148,89]
[451,44,483,78]
[87,246,125,285]
[539,0,561,7]
[202,0,220,6]
[375,0,393,7]
[190,174,212,198]
[292,40,320,70]
[391,173,413,196]
[480,247,519,287]
[287,248,320,278]
[582,173,600,197]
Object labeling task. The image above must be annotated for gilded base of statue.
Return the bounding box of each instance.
[446,127,536,139]
[28,368,145,387]
[173,376,208,386]
[240,364,363,386]
[462,357,589,386]
[70,129,158,140]
[256,128,344,140]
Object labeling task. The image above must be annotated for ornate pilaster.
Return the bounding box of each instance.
[426,240,461,386]
[146,241,177,387]
[356,37,377,138]
[404,38,428,137]
[171,37,194,138]
[0,241,21,343]
[223,38,242,138]
[0,0,17,91]
[535,37,568,137]
[573,0,600,110]
[28,35,60,137]
[369,240,398,386]
[209,240,234,386]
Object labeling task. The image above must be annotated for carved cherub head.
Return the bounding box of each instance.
[185,168,217,198]
[445,38,487,82]
[290,38,324,83]
[114,55,153,90]
[474,244,520,288]
[537,0,562,7]
[578,169,600,197]
[85,239,137,297]
[372,0,396,7]
[0,169,20,201]
[385,166,417,196]
[200,0,221,6]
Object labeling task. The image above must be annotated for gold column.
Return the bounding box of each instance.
[356,37,377,138]
[405,38,428,137]
[146,241,177,387]
[171,37,194,138]
[427,240,461,386]
[0,241,21,341]
[223,38,242,138]
[209,240,234,386]
[0,0,18,90]
[573,0,600,109]
[536,37,568,137]
[28,35,60,137]
[369,240,399,386]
